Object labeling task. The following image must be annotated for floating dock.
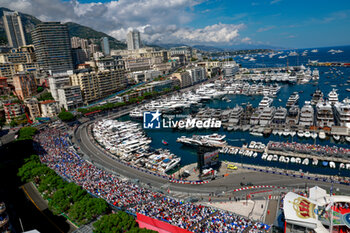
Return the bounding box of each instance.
[308,61,350,67]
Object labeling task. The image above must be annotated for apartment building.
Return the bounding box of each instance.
[31,22,73,74]
[57,86,83,111]
[13,73,37,100]
[48,72,70,101]
[2,11,26,48]
[186,67,207,84]
[24,98,41,121]
[173,71,192,88]
[40,100,60,117]
[124,57,151,72]
[70,69,127,104]
[3,102,23,123]
[0,77,10,95]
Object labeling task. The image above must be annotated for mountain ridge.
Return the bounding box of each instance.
[0,7,126,49]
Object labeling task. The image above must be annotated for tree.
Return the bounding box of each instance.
[228,58,233,61]
[37,86,44,93]
[93,212,136,233]
[17,126,37,141]
[58,110,75,122]
[38,92,54,101]
[17,160,42,182]
[69,197,108,225]
[10,120,18,128]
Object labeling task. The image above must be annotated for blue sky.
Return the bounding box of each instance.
[189,0,350,48]
[3,0,350,48]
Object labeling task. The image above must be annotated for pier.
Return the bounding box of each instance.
[266,149,350,164]
[308,61,350,67]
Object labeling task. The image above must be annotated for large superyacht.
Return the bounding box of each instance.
[286,92,299,108]
[311,88,324,105]
[299,101,314,127]
[286,105,300,125]
[229,105,244,125]
[327,89,339,105]
[259,106,276,126]
[334,98,350,128]
[316,100,335,128]
[272,106,287,125]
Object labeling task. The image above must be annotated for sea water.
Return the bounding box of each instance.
[118,45,350,177]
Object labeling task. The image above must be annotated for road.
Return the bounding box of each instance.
[74,109,350,196]
[22,183,77,233]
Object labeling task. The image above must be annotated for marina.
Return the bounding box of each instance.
[114,46,350,178]
[92,119,181,174]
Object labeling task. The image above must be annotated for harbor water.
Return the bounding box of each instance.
[118,45,350,177]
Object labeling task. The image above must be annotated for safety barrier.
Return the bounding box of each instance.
[232,185,286,192]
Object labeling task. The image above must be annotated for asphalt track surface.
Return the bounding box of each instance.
[74,109,350,196]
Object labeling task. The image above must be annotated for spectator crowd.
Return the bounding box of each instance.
[268,141,350,157]
[34,128,270,233]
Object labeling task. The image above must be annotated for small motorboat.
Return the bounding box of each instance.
[322,161,329,166]
[319,131,326,139]
[302,158,309,165]
[297,130,304,138]
[333,135,340,141]
[273,154,278,161]
[304,131,311,138]
[329,162,336,169]
[162,139,168,145]
[262,153,268,160]
[346,136,350,143]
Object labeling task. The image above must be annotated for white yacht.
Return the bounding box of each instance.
[272,107,287,125]
[259,96,273,108]
[177,134,227,147]
[93,119,181,175]
[286,105,300,125]
[316,100,334,128]
[229,105,244,125]
[312,68,319,80]
[259,106,276,126]
[299,101,314,127]
[250,110,261,125]
[311,89,323,105]
[161,157,181,173]
[130,108,143,119]
[334,98,350,128]
[327,89,339,105]
[286,92,299,107]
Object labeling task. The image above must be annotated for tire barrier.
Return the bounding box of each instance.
[169,180,210,185]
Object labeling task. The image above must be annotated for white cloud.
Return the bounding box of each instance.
[1,0,248,45]
[270,0,282,4]
[257,26,275,32]
[173,23,245,44]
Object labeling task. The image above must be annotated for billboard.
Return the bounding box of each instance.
[204,150,219,167]
[136,213,193,233]
[284,192,350,230]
